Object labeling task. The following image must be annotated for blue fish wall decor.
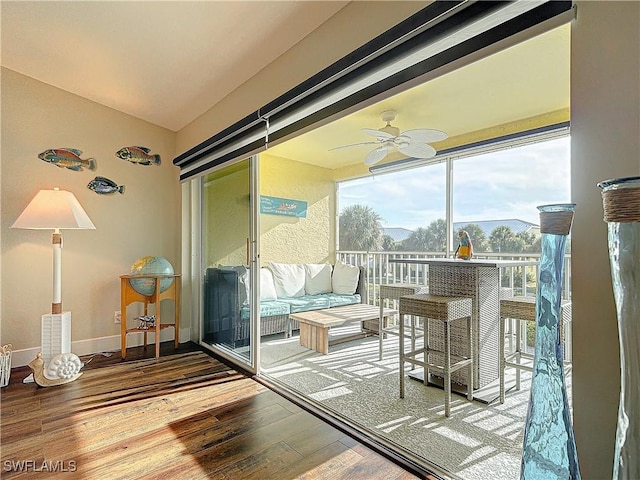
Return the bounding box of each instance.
[115,146,161,166]
[87,176,125,195]
[38,148,97,171]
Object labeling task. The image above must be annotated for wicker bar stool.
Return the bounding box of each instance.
[499,296,572,403]
[399,294,474,417]
[378,283,428,361]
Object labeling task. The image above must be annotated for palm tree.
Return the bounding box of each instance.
[339,204,384,251]
[381,234,396,251]
[402,219,446,252]
[489,225,514,253]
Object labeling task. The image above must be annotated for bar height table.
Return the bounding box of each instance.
[389,258,536,390]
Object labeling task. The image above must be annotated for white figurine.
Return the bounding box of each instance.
[28,352,83,387]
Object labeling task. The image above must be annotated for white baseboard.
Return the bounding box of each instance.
[10,327,191,368]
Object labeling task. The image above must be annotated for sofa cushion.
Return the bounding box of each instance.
[332,261,360,295]
[241,300,291,320]
[260,268,278,301]
[279,295,331,314]
[304,263,333,295]
[325,293,361,308]
[268,262,306,298]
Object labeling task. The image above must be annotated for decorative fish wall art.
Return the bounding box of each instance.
[38,148,97,171]
[115,146,161,166]
[87,176,125,195]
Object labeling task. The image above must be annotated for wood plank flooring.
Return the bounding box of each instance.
[1,343,429,479]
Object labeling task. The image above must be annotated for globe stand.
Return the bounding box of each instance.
[120,274,181,359]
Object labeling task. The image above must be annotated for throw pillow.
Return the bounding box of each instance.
[260,268,278,301]
[332,262,360,295]
[268,262,306,298]
[304,263,333,295]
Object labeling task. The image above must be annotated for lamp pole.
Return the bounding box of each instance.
[52,228,63,314]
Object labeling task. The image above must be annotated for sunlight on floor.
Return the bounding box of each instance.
[261,325,574,480]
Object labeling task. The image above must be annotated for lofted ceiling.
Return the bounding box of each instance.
[1,2,569,170]
[0,1,349,132]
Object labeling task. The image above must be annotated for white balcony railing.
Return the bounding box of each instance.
[337,250,572,305]
[338,250,573,362]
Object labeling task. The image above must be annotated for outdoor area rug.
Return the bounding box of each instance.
[261,326,573,480]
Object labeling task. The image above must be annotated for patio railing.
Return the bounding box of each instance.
[338,250,573,361]
[337,250,572,304]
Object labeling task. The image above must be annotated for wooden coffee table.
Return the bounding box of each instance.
[291,303,397,355]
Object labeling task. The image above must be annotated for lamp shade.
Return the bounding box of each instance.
[11,188,95,230]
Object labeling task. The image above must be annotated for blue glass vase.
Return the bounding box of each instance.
[598,176,640,480]
[521,203,581,480]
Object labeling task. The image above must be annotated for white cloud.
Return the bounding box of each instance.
[339,137,571,229]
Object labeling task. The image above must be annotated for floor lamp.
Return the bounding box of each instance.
[11,187,95,373]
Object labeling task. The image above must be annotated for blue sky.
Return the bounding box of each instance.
[338,136,571,230]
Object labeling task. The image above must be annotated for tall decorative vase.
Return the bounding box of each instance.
[598,176,640,480]
[521,203,581,480]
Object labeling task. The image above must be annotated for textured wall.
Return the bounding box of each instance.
[260,154,335,265]
[1,68,179,360]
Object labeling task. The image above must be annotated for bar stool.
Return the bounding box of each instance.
[499,296,572,403]
[378,283,428,361]
[399,294,474,417]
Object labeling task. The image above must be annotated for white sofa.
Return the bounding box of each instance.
[203,262,367,344]
[254,262,367,336]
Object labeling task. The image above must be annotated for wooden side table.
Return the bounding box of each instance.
[120,274,181,359]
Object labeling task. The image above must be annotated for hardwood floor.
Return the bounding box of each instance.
[1,343,431,479]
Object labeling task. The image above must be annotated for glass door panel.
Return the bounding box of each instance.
[201,158,256,369]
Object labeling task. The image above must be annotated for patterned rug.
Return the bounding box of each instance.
[261,326,573,480]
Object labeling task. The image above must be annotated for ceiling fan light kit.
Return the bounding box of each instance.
[332,110,448,166]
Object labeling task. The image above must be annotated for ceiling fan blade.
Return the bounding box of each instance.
[401,128,448,143]
[397,142,437,159]
[328,141,378,151]
[361,128,395,140]
[364,145,393,166]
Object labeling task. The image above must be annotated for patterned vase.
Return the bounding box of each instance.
[521,203,581,480]
[598,176,640,480]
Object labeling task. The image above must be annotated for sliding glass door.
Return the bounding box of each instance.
[200,157,259,372]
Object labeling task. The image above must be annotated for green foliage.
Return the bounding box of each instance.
[338,209,543,255]
[457,223,488,252]
[381,234,396,251]
[339,204,384,251]
[489,225,540,253]
[401,219,446,252]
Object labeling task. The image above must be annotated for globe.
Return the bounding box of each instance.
[129,256,174,296]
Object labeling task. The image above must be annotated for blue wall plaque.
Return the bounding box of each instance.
[260,196,307,218]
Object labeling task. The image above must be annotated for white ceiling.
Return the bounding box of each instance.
[1,2,569,168]
[1,1,348,131]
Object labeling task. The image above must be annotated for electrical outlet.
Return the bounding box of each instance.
[114,311,121,324]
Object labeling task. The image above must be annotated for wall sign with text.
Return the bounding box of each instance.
[260,196,307,218]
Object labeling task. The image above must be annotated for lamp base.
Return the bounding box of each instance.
[42,311,71,367]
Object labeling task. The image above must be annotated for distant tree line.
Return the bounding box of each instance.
[339,204,553,254]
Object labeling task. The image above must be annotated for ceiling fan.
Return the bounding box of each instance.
[330,110,448,166]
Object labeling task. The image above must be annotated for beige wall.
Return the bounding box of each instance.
[260,154,335,264]
[571,2,640,478]
[1,68,180,364]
